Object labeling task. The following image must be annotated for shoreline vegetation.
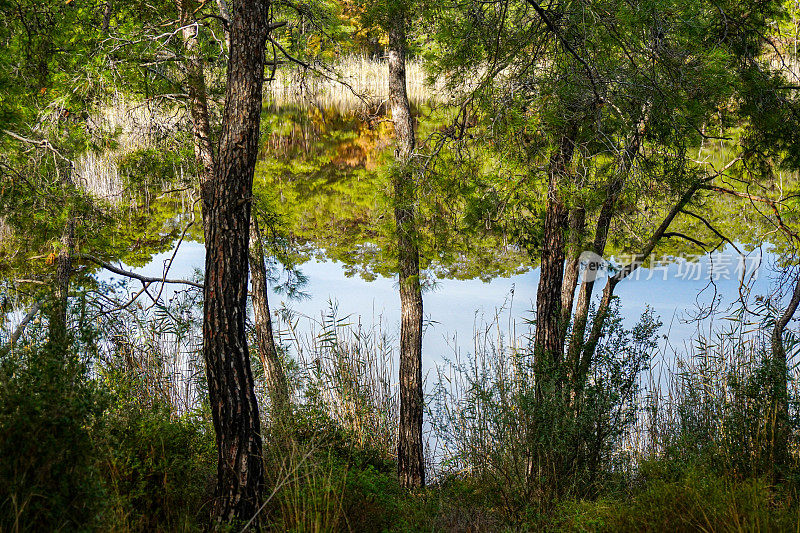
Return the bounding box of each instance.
[2,291,799,530]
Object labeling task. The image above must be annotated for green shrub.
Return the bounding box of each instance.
[0,345,106,531]
[95,388,216,532]
[550,465,800,532]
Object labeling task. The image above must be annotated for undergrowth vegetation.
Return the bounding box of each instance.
[2,295,800,531]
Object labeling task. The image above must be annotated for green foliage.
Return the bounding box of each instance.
[430,303,659,520]
[0,343,106,531]
[3,0,800,530]
[258,105,532,282]
[95,393,216,532]
[118,146,195,190]
[552,467,798,532]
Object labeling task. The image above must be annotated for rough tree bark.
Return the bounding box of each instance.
[249,216,289,411]
[179,0,284,416]
[49,162,75,350]
[200,0,270,523]
[534,127,578,391]
[50,217,74,348]
[770,272,800,477]
[388,12,425,489]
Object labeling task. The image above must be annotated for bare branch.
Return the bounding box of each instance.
[79,254,203,288]
[8,299,43,348]
[663,231,707,249]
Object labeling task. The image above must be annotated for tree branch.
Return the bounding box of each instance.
[8,299,43,348]
[79,254,203,288]
[663,231,707,249]
[522,0,601,103]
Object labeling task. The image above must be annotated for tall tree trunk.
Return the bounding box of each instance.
[249,216,289,411]
[770,272,800,478]
[201,0,269,523]
[49,164,75,350]
[50,214,74,349]
[567,124,644,388]
[184,0,286,416]
[178,0,216,191]
[388,13,425,489]
[534,127,578,392]
[559,206,586,343]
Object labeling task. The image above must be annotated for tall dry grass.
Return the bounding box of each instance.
[275,303,398,455]
[96,286,205,415]
[266,56,446,111]
[632,308,800,477]
[74,94,187,202]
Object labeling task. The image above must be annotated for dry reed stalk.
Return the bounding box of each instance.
[75,94,186,203]
[266,57,446,111]
[273,305,399,454]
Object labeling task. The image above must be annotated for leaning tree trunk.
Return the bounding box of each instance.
[576,180,703,393]
[201,0,269,524]
[770,272,800,478]
[178,0,215,191]
[567,124,643,384]
[49,163,75,350]
[534,128,578,394]
[388,14,425,489]
[249,216,289,412]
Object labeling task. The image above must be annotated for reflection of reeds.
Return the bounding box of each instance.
[266,57,445,111]
[75,95,185,203]
[76,58,444,198]
[0,217,10,241]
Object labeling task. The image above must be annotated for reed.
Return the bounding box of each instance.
[266,56,446,111]
[273,302,399,456]
[634,307,800,478]
[75,94,187,203]
[96,285,205,416]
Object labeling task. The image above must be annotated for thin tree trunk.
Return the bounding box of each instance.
[201,0,269,523]
[576,180,703,390]
[49,162,75,350]
[50,220,73,346]
[102,0,113,33]
[559,206,586,342]
[178,0,216,191]
[577,152,741,379]
[9,300,43,349]
[534,127,578,390]
[249,216,289,411]
[388,14,425,489]
[770,272,800,477]
[567,123,644,386]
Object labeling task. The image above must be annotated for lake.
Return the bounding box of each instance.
[106,239,777,386]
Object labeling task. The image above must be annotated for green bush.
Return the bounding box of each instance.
[552,466,799,532]
[0,345,106,531]
[95,380,216,532]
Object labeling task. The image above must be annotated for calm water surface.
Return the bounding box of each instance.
[107,241,777,381]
